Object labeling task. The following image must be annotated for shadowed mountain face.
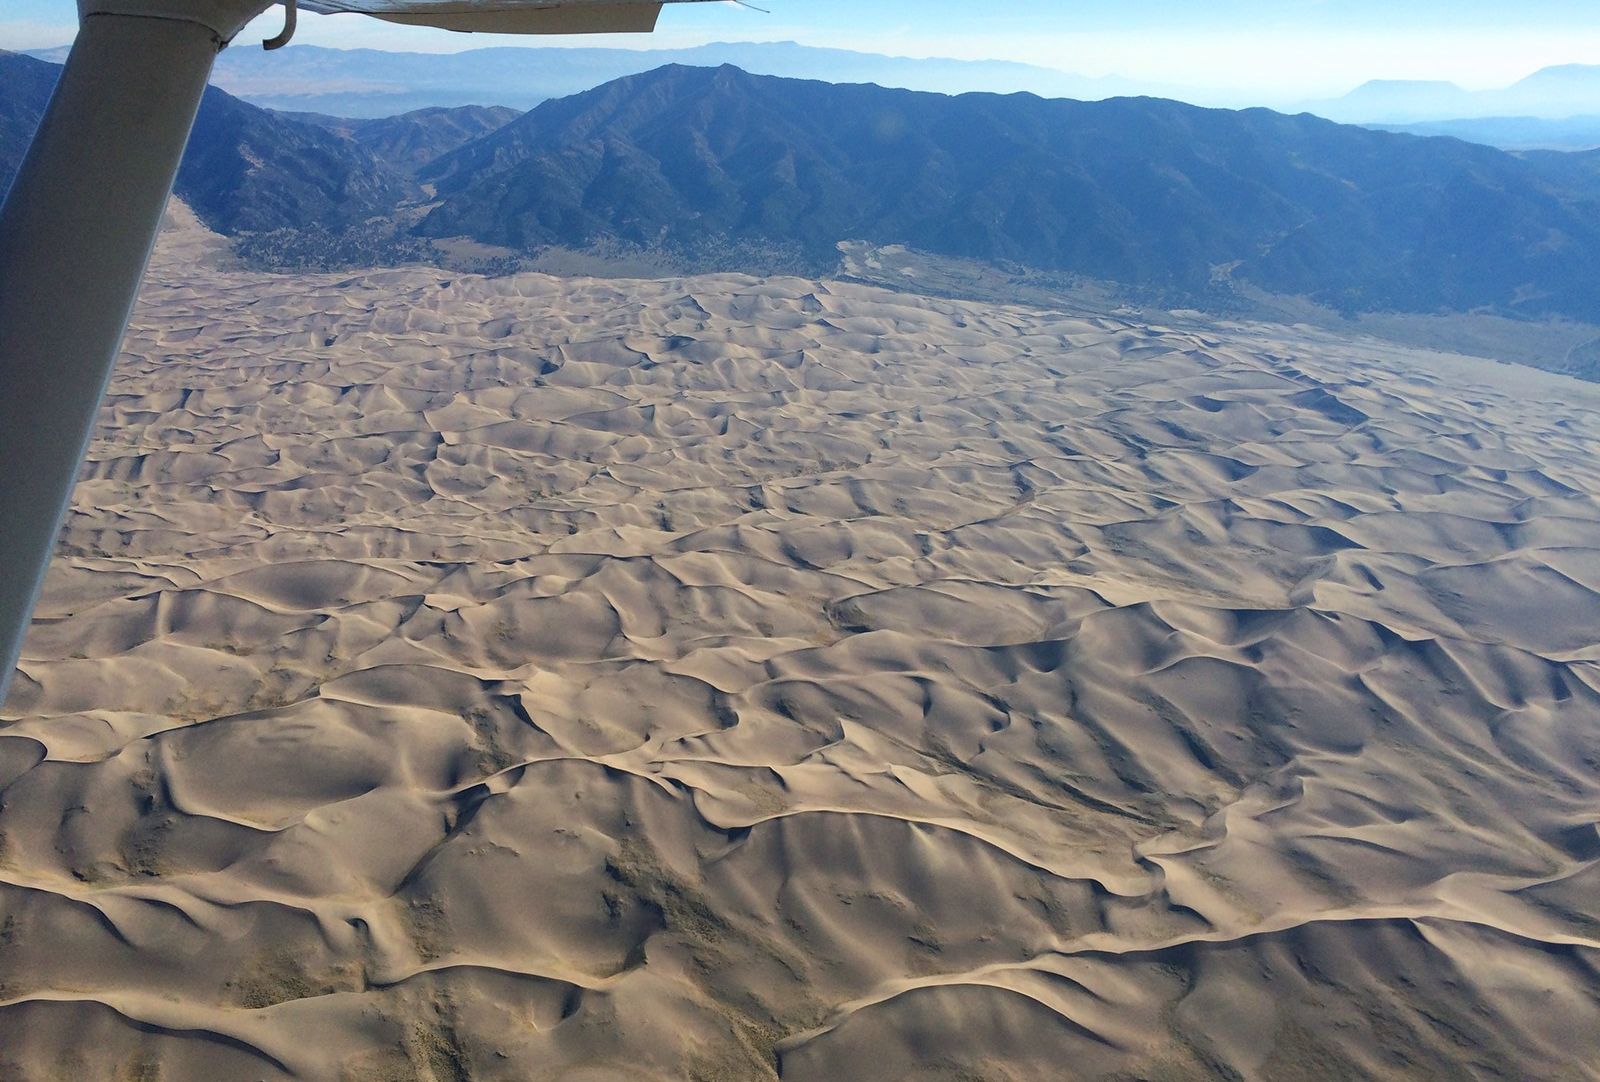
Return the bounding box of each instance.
[0,51,407,235]
[179,86,410,234]
[289,105,522,175]
[0,51,59,191]
[418,65,1600,322]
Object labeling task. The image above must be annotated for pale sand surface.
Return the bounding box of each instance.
[2,211,1600,1080]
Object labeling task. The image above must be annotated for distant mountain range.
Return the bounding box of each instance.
[27,38,1600,132]
[1305,65,1600,124]
[1369,116,1600,153]
[7,51,1600,327]
[18,41,1182,119]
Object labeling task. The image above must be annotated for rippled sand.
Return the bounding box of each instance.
[3,213,1599,1081]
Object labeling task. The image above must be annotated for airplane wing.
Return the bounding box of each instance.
[299,0,720,35]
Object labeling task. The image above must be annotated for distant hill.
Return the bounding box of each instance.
[173,41,1182,117]
[287,105,521,174]
[1304,79,1479,124]
[1501,64,1600,116]
[418,64,1600,323]
[1307,65,1600,124]
[1370,115,1600,152]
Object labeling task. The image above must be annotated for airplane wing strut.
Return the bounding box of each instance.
[0,0,722,704]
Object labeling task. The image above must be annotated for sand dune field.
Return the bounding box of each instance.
[2,211,1599,1081]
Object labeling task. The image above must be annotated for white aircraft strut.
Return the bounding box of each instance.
[0,0,721,704]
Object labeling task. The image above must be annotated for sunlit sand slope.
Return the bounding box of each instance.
[3,227,1600,1080]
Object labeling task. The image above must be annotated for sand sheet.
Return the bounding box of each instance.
[2,216,1600,1080]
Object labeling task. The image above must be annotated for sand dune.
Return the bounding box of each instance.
[2,211,1599,1080]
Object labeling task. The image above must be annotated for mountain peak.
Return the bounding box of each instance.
[1511,63,1600,87]
[1349,78,1466,92]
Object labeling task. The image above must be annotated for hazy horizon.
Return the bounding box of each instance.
[7,0,1600,101]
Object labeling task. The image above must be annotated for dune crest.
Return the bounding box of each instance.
[2,229,1599,1081]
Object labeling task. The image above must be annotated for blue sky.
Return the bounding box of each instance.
[7,1,1600,95]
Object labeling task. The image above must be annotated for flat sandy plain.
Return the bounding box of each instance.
[2,208,1600,1082]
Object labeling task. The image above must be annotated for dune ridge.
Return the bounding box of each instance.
[1,216,1599,1080]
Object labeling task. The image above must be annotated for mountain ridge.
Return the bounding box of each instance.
[172,40,1180,118]
[0,52,517,235]
[291,105,521,173]
[417,63,1600,323]
[9,53,1600,333]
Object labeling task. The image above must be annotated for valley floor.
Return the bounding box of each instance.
[2,219,1600,1081]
